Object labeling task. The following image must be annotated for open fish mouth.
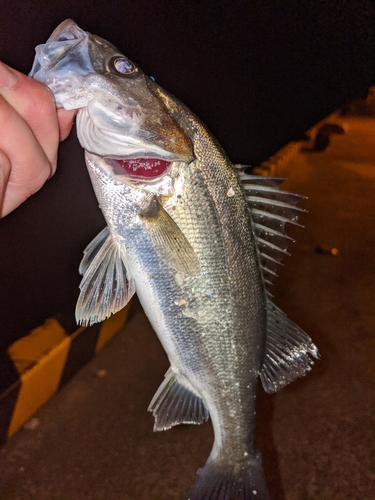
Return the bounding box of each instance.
[108,157,173,179]
[29,52,90,105]
[45,18,86,43]
[30,19,120,73]
[29,19,124,107]
[30,20,92,82]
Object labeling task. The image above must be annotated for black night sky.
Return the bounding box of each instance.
[0,0,374,350]
[0,0,374,164]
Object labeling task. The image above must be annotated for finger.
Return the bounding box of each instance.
[0,94,52,216]
[0,62,59,170]
[57,107,77,142]
[0,149,11,215]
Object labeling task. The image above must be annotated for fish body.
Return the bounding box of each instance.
[30,20,318,500]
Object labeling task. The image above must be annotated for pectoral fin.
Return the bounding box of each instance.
[76,230,135,326]
[79,226,110,276]
[140,200,200,275]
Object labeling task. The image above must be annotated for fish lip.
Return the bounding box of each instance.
[46,19,85,43]
[104,155,192,175]
[29,20,88,78]
[29,20,95,102]
[48,40,83,71]
[105,152,194,164]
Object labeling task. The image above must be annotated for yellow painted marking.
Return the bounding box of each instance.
[8,318,68,374]
[7,319,71,437]
[95,303,131,352]
[6,306,131,438]
[69,325,86,342]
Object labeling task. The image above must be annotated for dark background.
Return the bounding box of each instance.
[0,0,374,353]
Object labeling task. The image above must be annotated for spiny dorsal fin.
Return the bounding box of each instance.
[148,368,209,431]
[235,168,319,391]
[76,230,135,326]
[260,302,319,393]
[236,169,306,290]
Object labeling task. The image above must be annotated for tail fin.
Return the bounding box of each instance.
[186,454,269,500]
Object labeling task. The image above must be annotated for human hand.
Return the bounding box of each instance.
[0,61,76,217]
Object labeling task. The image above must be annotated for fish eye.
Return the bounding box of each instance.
[110,57,137,76]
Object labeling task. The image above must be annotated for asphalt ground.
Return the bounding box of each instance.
[0,113,374,500]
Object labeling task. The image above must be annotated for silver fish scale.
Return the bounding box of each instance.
[149,85,268,462]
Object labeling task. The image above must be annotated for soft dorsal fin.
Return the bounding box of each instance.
[76,228,135,326]
[260,302,319,393]
[236,167,306,293]
[148,368,209,431]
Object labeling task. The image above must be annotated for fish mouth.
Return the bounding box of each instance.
[30,19,123,77]
[29,20,124,106]
[29,20,90,76]
[46,19,85,44]
[106,157,183,181]
[29,20,94,103]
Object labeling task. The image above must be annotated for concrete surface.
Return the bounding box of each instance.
[0,113,374,499]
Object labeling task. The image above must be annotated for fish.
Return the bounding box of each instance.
[30,20,319,500]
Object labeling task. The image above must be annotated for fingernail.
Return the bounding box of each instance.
[0,62,18,89]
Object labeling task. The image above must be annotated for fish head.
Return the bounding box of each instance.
[30,19,194,168]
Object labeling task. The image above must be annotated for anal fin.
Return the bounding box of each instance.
[260,301,319,393]
[148,368,209,431]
